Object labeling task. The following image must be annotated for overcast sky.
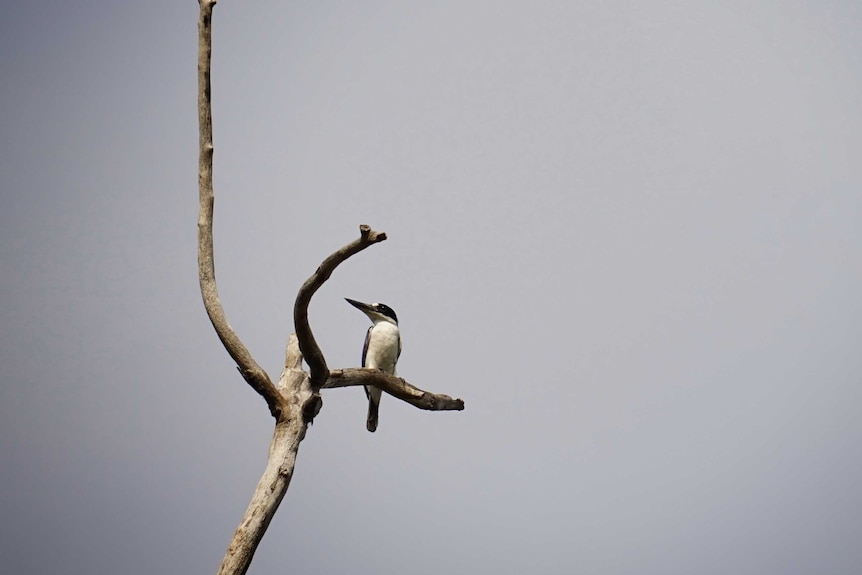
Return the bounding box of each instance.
[2,1,861,574]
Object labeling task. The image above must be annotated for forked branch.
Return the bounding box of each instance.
[293,225,387,389]
[198,2,464,573]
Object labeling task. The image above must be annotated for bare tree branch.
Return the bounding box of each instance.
[218,338,314,575]
[217,421,309,575]
[276,333,303,394]
[197,0,281,415]
[324,368,465,411]
[197,5,463,574]
[294,224,387,389]
[217,420,295,575]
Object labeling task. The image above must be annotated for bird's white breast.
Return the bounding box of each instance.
[365,322,400,374]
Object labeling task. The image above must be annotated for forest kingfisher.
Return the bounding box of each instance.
[345,298,401,432]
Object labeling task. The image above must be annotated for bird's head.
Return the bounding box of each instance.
[345,298,398,325]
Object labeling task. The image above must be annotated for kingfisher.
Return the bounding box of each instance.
[345,298,401,432]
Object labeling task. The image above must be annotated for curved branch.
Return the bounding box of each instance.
[324,368,465,411]
[294,225,387,389]
[197,0,280,414]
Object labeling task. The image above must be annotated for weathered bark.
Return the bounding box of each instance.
[216,337,311,575]
[195,2,464,574]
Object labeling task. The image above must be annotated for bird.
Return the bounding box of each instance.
[345,298,401,432]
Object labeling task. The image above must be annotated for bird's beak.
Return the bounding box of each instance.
[345,298,375,314]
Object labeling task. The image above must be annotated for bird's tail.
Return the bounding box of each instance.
[365,385,382,432]
[366,398,379,432]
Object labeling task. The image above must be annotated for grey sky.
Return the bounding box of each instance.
[2,1,861,574]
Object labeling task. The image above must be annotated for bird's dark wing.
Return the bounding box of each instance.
[362,326,372,400]
[361,326,372,367]
[396,335,402,364]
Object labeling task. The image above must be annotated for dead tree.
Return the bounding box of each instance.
[196,2,464,574]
